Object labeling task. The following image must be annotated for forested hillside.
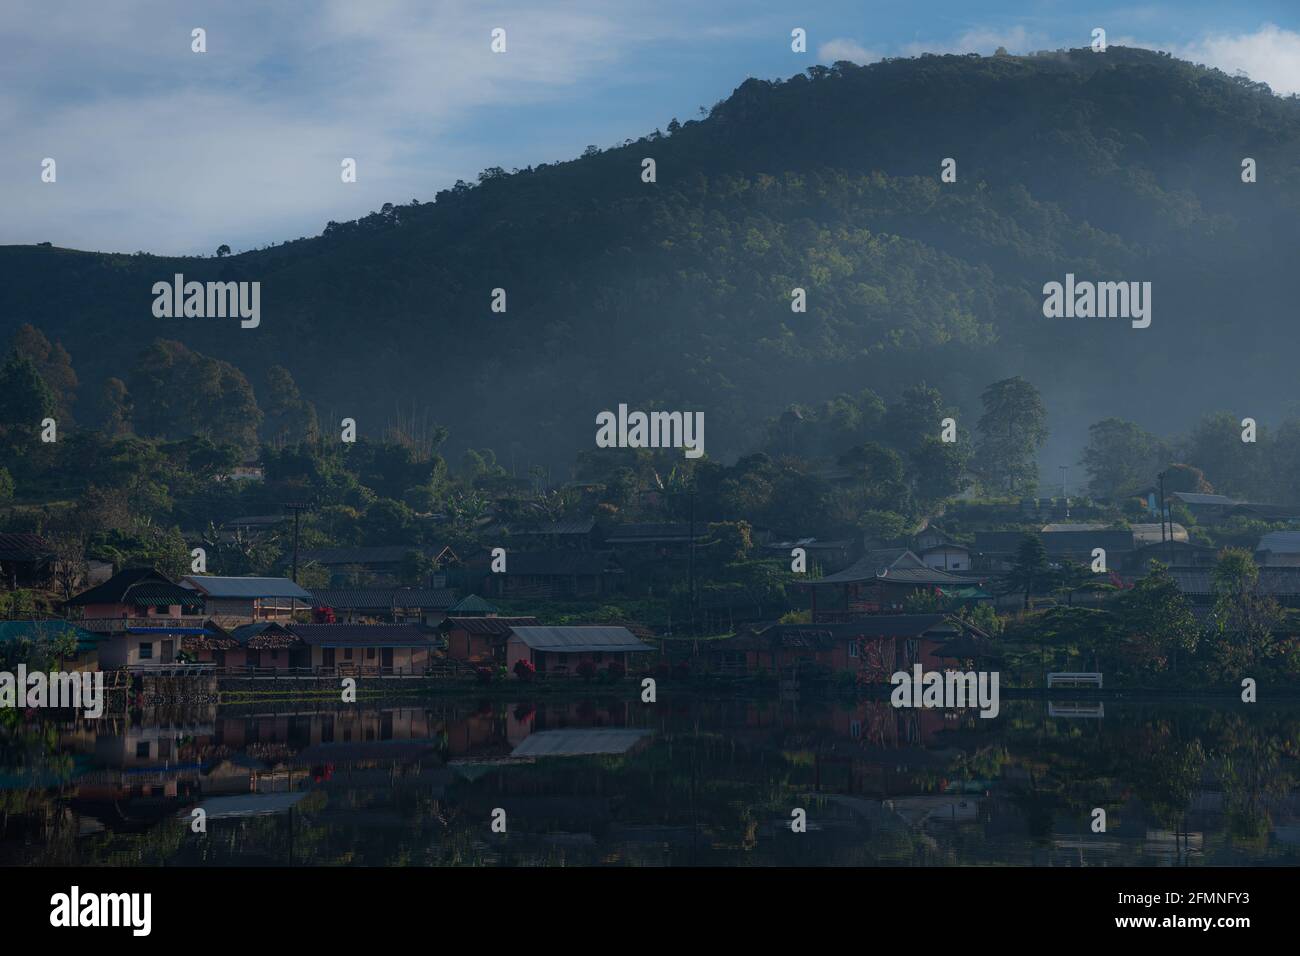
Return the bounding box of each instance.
[3,46,1299,472]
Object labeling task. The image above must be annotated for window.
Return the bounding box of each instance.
[366,647,376,660]
[135,741,150,758]
[343,648,353,661]
[851,721,861,739]
[593,652,603,663]
[848,642,859,659]
[138,642,154,660]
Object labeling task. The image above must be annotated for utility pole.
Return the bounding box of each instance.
[1059,465,1069,517]
[688,484,697,637]
[1157,471,1170,566]
[284,501,312,584]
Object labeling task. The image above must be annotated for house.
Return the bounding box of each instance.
[289,623,440,675]
[1257,531,1300,567]
[0,532,55,588]
[973,529,1139,570]
[67,567,210,669]
[1124,540,1220,573]
[911,529,972,571]
[185,621,310,672]
[1164,492,1240,521]
[705,615,991,681]
[475,550,623,599]
[760,537,857,574]
[180,575,313,624]
[797,550,976,621]
[1169,566,1300,606]
[504,625,654,676]
[309,587,460,626]
[511,517,601,550]
[441,615,542,664]
[0,620,110,672]
[603,523,708,556]
[295,544,458,586]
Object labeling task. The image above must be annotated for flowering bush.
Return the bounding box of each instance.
[514,659,536,681]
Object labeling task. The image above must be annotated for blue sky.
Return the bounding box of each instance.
[4,0,1300,255]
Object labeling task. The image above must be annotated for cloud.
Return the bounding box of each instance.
[0,0,700,254]
[1170,23,1300,95]
[899,25,1057,58]
[817,38,880,65]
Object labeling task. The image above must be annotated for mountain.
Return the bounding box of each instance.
[3,46,1300,475]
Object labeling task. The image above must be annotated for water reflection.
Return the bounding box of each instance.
[1,697,1297,866]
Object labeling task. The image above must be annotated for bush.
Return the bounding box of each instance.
[513,659,536,682]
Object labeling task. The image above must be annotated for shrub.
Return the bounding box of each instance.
[513,659,536,681]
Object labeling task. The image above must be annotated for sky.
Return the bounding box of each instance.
[4,0,1300,256]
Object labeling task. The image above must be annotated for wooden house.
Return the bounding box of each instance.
[180,575,313,625]
[705,614,991,681]
[798,550,975,621]
[504,625,654,677]
[295,544,458,586]
[441,615,542,665]
[0,532,55,588]
[475,550,623,599]
[309,587,460,626]
[67,567,209,669]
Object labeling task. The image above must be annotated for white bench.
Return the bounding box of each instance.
[1047,672,1103,689]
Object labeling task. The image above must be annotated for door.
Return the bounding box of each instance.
[381,647,394,672]
[161,640,174,663]
[322,648,335,671]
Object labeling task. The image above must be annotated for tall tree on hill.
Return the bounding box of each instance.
[973,377,1047,496]
[128,339,262,453]
[1081,417,1168,500]
[10,324,78,422]
[0,351,56,434]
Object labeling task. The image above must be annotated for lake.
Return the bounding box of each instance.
[2,694,1297,866]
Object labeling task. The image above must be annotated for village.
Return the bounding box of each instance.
[4,475,1300,698]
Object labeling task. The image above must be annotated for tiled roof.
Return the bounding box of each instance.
[804,550,965,586]
[1170,566,1300,596]
[442,616,539,635]
[446,594,499,614]
[0,532,53,562]
[67,568,204,608]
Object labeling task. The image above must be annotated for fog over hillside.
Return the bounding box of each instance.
[3,46,1298,485]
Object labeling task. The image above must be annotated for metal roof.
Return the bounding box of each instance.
[1258,531,1300,554]
[510,728,653,757]
[0,620,108,653]
[442,616,540,635]
[182,575,312,600]
[508,625,652,653]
